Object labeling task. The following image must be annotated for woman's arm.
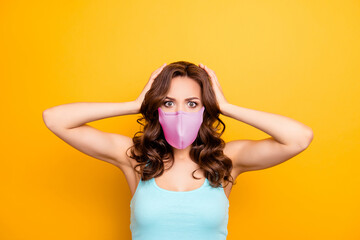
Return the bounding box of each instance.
[43,101,139,129]
[221,103,313,148]
[42,64,167,171]
[222,103,313,173]
[42,101,140,170]
[199,63,313,173]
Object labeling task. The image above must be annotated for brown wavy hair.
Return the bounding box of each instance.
[126,61,235,188]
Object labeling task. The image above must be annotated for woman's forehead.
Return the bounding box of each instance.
[167,76,201,97]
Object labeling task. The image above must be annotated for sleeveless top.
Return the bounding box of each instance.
[130,177,230,240]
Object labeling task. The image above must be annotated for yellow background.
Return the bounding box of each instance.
[1,0,359,239]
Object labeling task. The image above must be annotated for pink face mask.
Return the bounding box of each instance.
[158,106,205,149]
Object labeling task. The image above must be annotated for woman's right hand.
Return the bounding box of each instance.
[134,63,167,113]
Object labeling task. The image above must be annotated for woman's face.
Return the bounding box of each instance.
[160,76,203,113]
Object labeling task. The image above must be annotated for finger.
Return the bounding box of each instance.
[202,64,211,75]
[206,68,220,87]
[200,64,216,84]
[151,64,167,77]
[206,65,216,76]
[204,65,216,81]
[205,69,214,82]
[204,65,215,78]
[153,63,167,72]
[204,65,218,81]
[159,63,167,69]
[154,65,166,73]
[200,63,207,70]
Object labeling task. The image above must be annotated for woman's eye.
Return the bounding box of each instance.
[164,101,173,107]
[188,101,197,107]
[163,101,198,108]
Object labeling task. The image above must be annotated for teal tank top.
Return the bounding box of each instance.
[130,177,230,240]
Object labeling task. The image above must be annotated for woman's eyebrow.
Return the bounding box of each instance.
[165,96,200,100]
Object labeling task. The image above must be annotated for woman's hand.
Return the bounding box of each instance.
[134,63,167,112]
[199,63,229,113]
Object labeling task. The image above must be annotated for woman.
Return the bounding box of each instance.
[43,61,313,240]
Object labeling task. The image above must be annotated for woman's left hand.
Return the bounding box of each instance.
[199,63,229,112]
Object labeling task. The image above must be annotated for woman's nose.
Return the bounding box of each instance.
[175,105,186,113]
[179,104,191,112]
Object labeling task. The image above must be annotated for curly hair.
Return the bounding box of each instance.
[126,61,235,188]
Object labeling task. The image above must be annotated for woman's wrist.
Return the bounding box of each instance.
[131,100,141,114]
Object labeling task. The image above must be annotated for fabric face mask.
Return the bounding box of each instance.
[158,106,205,149]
